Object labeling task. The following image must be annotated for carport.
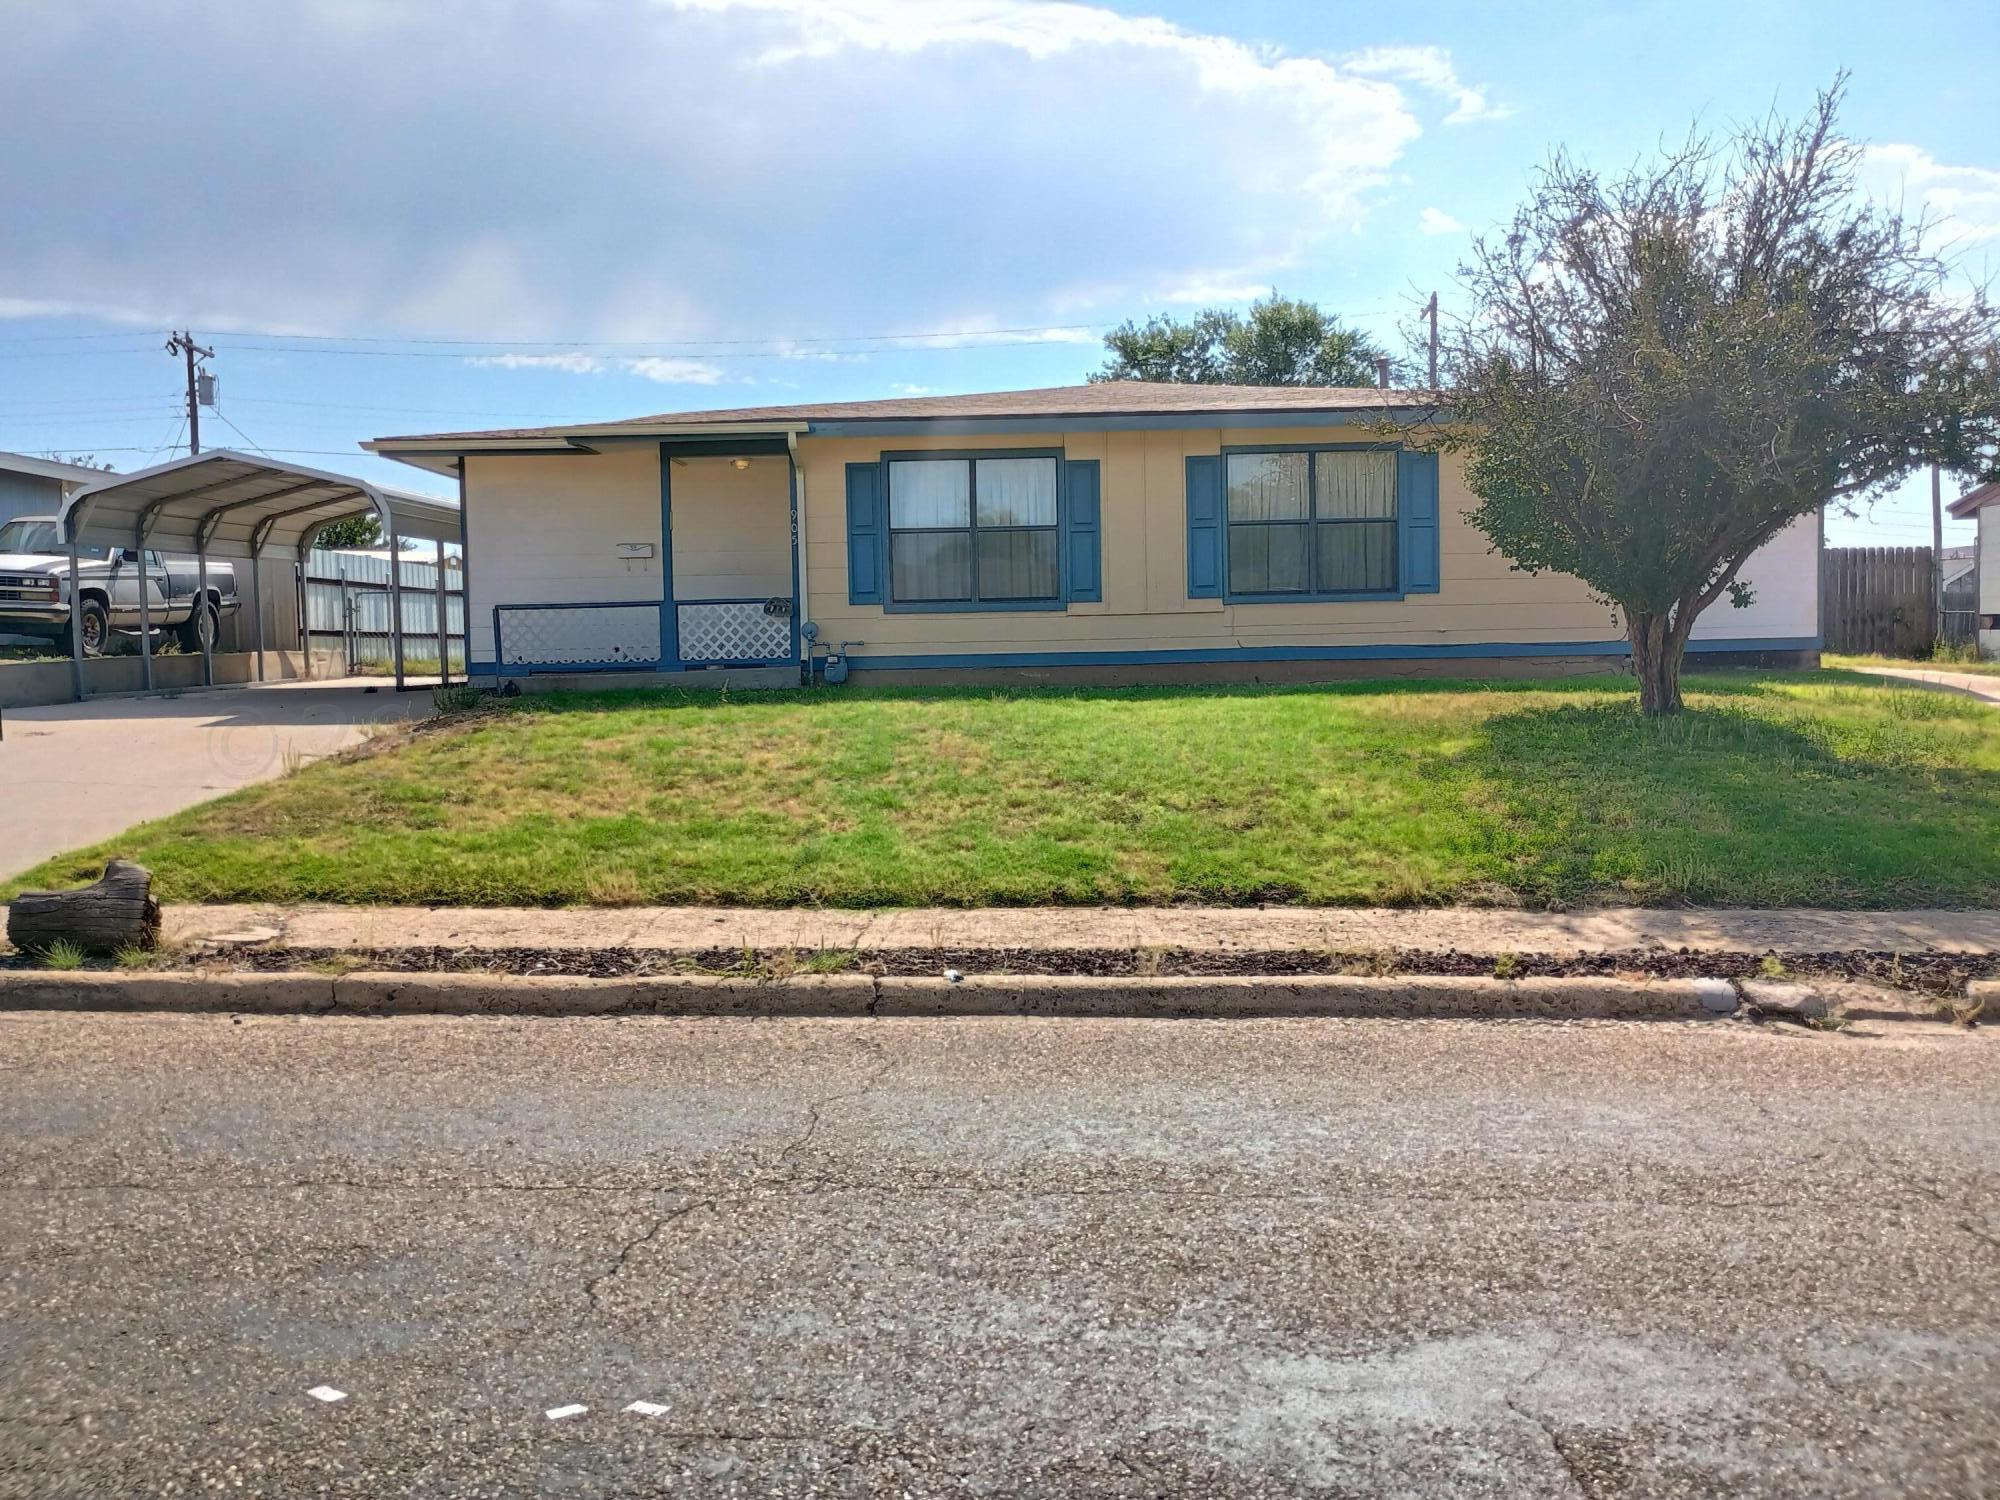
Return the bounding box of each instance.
[58,451,461,700]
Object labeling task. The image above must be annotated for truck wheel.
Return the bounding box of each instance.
[65,598,111,658]
[176,598,218,653]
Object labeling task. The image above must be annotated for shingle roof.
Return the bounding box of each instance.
[370,381,1432,444]
[1948,479,2000,519]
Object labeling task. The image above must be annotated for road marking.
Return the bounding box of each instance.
[307,1386,347,1404]
[545,1404,589,1421]
[624,1400,669,1416]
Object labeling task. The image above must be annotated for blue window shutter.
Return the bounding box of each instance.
[1397,449,1441,595]
[1186,455,1222,598]
[1065,459,1101,603]
[846,462,884,605]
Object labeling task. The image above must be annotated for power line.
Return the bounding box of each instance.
[202,320,1108,351]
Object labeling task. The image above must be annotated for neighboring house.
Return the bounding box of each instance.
[363,381,1821,686]
[1947,482,1999,660]
[0,450,111,528]
[0,451,117,646]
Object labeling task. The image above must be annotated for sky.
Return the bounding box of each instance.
[1,0,1995,547]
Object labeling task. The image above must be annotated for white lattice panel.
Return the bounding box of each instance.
[498,604,661,666]
[678,600,792,663]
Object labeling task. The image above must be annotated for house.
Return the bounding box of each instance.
[363,382,1821,686]
[1947,481,1998,660]
[0,450,111,529]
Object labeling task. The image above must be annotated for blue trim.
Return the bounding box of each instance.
[878,448,1068,614]
[1397,449,1441,595]
[1185,455,1222,598]
[1064,459,1101,603]
[843,637,1823,672]
[845,461,885,604]
[658,445,677,667]
[805,408,1432,437]
[787,447,802,675]
[661,437,790,458]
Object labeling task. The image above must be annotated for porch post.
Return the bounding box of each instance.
[251,542,267,682]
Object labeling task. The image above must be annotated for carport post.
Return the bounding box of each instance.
[66,532,84,703]
[134,536,155,692]
[387,520,406,692]
[195,538,214,688]
[250,541,266,683]
[434,538,449,685]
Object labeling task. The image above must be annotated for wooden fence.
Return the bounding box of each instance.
[1819,547,1938,656]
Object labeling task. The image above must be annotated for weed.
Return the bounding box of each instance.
[1493,951,1519,979]
[1758,954,1789,979]
[39,940,86,970]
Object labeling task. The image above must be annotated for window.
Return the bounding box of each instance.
[0,520,109,560]
[887,454,1059,606]
[1224,449,1396,597]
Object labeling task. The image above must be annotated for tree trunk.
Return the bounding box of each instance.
[7,860,160,954]
[1629,612,1686,716]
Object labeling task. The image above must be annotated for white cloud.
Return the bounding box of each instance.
[1156,275,1275,305]
[1418,207,1466,236]
[890,382,933,395]
[623,356,727,384]
[1862,144,2000,250]
[466,351,728,384]
[1342,45,1508,126]
[466,352,607,375]
[0,1,1481,341]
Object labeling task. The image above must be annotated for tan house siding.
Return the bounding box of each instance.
[798,426,1620,661]
[458,420,1820,676]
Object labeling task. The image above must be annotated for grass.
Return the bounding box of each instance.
[7,669,2000,910]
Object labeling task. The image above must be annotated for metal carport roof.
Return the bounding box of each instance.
[53,451,460,699]
[60,450,459,559]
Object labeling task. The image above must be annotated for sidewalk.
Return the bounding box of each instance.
[157,903,2000,955]
[1846,664,2000,705]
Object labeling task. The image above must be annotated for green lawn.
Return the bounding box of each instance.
[10,671,2000,909]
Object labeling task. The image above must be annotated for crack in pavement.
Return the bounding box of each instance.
[772,1034,895,1170]
[1500,1336,1596,1500]
[578,1197,714,1321]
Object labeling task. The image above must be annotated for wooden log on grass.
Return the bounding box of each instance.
[7,860,160,954]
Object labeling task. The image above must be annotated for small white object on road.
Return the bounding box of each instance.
[944,968,964,984]
[624,1400,669,1416]
[307,1386,347,1404]
[545,1404,589,1421]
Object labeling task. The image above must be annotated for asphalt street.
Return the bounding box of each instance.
[0,1011,1995,1497]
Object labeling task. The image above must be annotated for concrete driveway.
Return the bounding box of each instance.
[0,679,429,881]
[1,1012,1993,1496]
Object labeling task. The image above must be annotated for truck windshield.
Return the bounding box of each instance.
[0,521,110,559]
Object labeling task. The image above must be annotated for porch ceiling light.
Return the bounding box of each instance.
[731,457,751,470]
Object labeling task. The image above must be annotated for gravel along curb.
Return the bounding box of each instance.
[0,970,1749,1020]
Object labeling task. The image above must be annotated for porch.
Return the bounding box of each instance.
[484,439,802,684]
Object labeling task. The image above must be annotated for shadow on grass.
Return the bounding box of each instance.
[1463,700,2000,907]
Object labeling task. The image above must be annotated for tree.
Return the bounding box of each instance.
[314,515,384,551]
[1093,294,1387,386]
[1437,79,2000,714]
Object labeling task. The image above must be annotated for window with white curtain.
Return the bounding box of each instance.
[887,453,1060,606]
[1225,448,1396,597]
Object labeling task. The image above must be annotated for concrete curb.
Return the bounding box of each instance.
[0,970,1747,1020]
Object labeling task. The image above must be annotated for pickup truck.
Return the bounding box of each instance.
[0,515,240,656]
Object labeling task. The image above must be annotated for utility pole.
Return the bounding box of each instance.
[165,331,213,455]
[1931,462,1945,647]
[1426,292,1439,389]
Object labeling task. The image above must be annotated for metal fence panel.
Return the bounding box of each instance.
[304,548,465,671]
